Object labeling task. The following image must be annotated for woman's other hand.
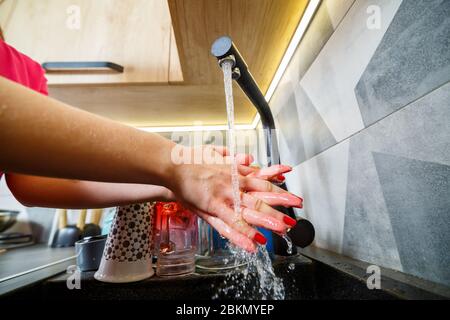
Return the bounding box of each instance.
[167,145,302,252]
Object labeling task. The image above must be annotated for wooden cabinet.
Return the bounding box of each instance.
[0,0,183,85]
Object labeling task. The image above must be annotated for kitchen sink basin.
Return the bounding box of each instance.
[2,247,448,300]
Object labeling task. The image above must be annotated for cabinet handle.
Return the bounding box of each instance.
[42,61,124,74]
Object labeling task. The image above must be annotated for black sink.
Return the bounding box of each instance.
[38,254,317,300]
[3,248,448,300]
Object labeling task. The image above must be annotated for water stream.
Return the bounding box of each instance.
[217,60,285,300]
[222,60,241,217]
[282,234,293,255]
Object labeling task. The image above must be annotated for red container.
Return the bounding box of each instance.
[153,202,197,276]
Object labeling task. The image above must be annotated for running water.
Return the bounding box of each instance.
[222,60,241,217]
[222,60,294,255]
[282,234,293,255]
[217,60,285,300]
[212,243,285,300]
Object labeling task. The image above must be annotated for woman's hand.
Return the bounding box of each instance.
[204,145,303,208]
[167,146,303,253]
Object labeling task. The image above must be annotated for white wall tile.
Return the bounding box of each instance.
[325,0,356,29]
[287,140,350,253]
[300,0,403,141]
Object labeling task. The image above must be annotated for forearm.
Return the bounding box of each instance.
[0,77,176,187]
[5,174,174,209]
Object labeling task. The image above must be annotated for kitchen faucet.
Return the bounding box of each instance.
[211,36,315,255]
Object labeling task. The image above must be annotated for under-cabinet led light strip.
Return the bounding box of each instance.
[139,123,255,133]
[139,0,321,134]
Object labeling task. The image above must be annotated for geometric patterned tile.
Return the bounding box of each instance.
[274,82,338,166]
[341,82,450,282]
[342,141,402,271]
[275,90,306,166]
[289,140,350,253]
[284,0,355,85]
[295,84,337,161]
[300,0,402,141]
[367,82,450,167]
[356,0,450,126]
[373,152,450,286]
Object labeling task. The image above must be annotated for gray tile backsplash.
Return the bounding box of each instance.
[275,86,306,166]
[270,0,450,286]
[373,152,450,285]
[355,0,450,126]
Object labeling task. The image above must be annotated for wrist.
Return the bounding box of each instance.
[158,142,180,190]
[164,188,176,202]
[161,144,192,192]
[137,131,178,187]
[164,162,184,195]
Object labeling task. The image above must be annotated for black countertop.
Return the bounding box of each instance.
[40,255,317,300]
[0,244,76,295]
[2,247,448,300]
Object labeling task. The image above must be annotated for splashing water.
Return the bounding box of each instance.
[282,234,293,255]
[212,244,285,300]
[217,60,285,300]
[222,60,241,216]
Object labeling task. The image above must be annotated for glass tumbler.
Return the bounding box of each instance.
[153,202,197,276]
[196,218,249,272]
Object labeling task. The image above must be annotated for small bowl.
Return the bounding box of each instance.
[75,235,107,272]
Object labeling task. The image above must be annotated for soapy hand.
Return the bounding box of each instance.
[167,145,303,253]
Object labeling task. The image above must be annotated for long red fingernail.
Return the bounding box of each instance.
[277,174,285,181]
[283,216,297,227]
[254,233,267,245]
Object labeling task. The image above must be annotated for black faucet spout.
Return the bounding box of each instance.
[211,36,280,167]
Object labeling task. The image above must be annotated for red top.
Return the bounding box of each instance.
[0,39,48,180]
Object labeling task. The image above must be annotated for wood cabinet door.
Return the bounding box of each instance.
[0,0,183,85]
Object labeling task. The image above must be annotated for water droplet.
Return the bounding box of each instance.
[282,234,293,255]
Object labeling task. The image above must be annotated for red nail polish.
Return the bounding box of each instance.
[283,216,297,227]
[277,174,285,181]
[254,233,267,245]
